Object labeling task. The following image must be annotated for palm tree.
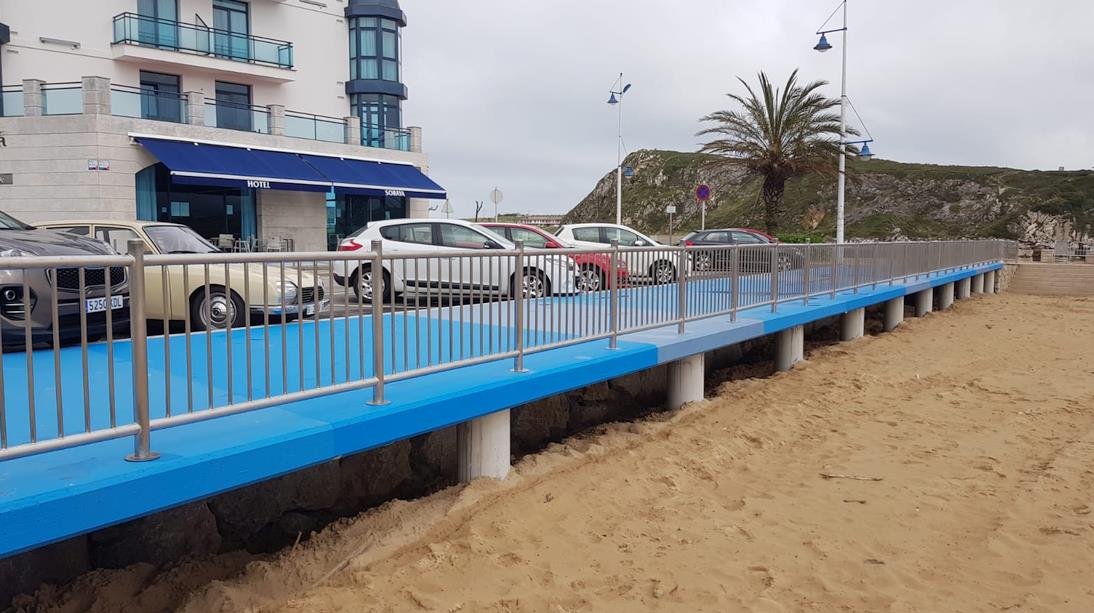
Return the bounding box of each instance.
[698,70,849,234]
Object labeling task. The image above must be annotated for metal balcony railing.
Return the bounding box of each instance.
[203,99,271,134]
[110,84,188,124]
[284,111,346,144]
[361,123,411,151]
[112,12,294,69]
[0,85,24,117]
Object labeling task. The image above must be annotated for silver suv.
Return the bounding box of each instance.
[0,211,129,349]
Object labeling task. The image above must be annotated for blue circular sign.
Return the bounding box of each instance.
[695,184,712,201]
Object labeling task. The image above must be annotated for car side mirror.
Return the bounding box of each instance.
[546,241,561,249]
[635,240,648,247]
[484,240,502,249]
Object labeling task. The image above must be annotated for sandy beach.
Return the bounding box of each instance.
[19,292,1094,612]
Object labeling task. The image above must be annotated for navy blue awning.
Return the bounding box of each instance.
[135,136,447,199]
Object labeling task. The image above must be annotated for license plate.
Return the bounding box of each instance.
[305,304,316,316]
[86,296,124,314]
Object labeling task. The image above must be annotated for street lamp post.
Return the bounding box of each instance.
[607,74,632,226]
[814,1,850,244]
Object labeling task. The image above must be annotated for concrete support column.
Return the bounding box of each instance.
[775,326,804,372]
[884,297,904,332]
[457,410,510,482]
[408,126,423,153]
[914,288,934,317]
[185,91,205,126]
[666,354,704,410]
[984,270,997,294]
[344,115,361,145]
[22,79,44,117]
[956,277,971,300]
[938,282,955,310]
[81,76,111,115]
[267,104,285,136]
[971,273,984,294]
[841,307,865,341]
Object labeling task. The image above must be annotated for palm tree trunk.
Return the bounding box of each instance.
[761,174,786,234]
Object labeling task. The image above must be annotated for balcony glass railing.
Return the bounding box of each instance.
[42,84,83,116]
[361,124,411,151]
[284,111,346,144]
[0,87,24,117]
[111,85,188,124]
[112,12,294,69]
[204,100,271,134]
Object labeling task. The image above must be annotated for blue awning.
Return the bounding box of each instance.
[135,136,447,199]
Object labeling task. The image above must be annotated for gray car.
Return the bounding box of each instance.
[0,211,129,349]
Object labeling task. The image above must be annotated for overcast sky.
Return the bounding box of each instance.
[400,0,1094,218]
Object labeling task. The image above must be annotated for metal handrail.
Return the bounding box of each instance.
[0,239,1014,463]
[111,12,294,69]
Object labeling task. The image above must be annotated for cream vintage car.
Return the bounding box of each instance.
[37,220,328,330]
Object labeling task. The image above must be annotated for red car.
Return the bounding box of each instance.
[480,222,628,292]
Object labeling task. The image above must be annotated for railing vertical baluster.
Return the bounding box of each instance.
[770,244,780,312]
[369,241,388,405]
[730,245,740,322]
[609,239,620,349]
[677,245,687,333]
[802,246,812,305]
[125,239,158,462]
[513,240,527,371]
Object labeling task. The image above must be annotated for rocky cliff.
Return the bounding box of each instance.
[564,150,1094,246]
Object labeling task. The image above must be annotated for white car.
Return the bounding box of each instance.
[555,223,680,284]
[332,219,578,300]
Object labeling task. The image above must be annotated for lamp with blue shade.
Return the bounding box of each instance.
[858,142,873,160]
[814,33,833,52]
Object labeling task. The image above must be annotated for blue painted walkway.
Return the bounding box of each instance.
[0,262,1001,558]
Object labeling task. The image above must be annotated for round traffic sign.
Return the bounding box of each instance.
[695,184,712,202]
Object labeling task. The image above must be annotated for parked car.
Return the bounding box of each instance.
[554,223,680,284]
[679,228,800,273]
[479,222,628,292]
[38,220,328,330]
[332,219,578,300]
[0,211,130,349]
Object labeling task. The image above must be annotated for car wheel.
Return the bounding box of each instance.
[693,252,713,272]
[190,287,245,331]
[650,261,676,284]
[351,267,392,302]
[575,265,605,293]
[512,269,550,298]
[777,254,793,272]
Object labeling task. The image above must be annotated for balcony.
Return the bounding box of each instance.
[111,13,295,83]
[361,124,412,152]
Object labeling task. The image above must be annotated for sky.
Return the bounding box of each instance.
[399,0,1094,219]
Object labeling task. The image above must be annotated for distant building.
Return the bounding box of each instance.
[518,214,564,227]
[0,0,446,250]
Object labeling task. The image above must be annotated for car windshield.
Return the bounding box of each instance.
[471,224,515,247]
[0,211,34,231]
[145,225,220,254]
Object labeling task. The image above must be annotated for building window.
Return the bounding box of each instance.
[139,71,182,122]
[352,93,402,147]
[348,17,400,83]
[214,81,252,131]
[327,195,406,250]
[137,0,179,48]
[213,0,251,61]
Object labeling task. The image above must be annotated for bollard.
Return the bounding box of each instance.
[125,239,159,462]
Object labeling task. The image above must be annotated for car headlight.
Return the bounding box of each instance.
[0,248,33,258]
[276,280,298,304]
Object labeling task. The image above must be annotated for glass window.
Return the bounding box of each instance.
[48,226,91,236]
[571,227,601,243]
[604,227,641,246]
[349,16,399,83]
[213,0,250,61]
[705,231,730,243]
[139,71,181,122]
[510,228,548,249]
[380,223,433,245]
[95,226,144,254]
[439,224,492,249]
[214,81,252,131]
[732,231,766,244]
[145,225,219,254]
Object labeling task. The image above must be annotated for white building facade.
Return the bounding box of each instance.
[0,0,444,251]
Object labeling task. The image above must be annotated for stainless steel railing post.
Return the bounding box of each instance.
[729,245,740,323]
[770,244,780,312]
[609,239,620,349]
[802,245,811,305]
[677,245,687,334]
[830,244,838,298]
[125,239,159,462]
[368,241,389,405]
[513,239,528,372]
